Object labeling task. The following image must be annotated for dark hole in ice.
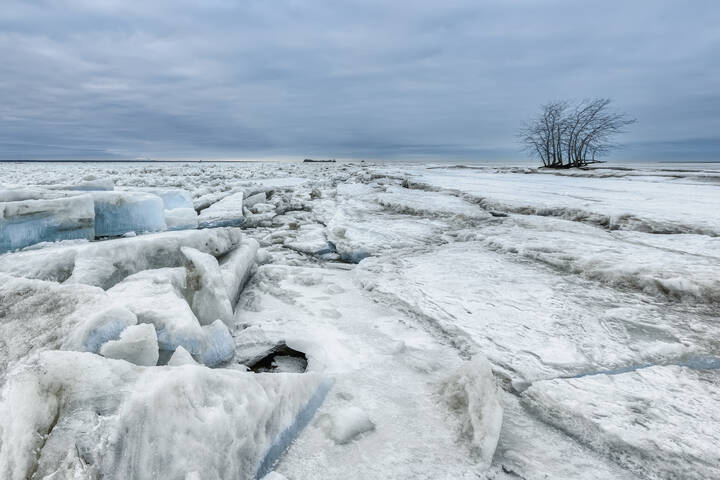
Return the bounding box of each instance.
[247,343,308,373]
[489,211,508,217]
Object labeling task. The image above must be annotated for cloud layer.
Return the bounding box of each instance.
[1,0,718,161]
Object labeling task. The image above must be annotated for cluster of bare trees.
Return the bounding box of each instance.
[518,98,635,168]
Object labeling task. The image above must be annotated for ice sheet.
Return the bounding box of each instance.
[0,195,95,253]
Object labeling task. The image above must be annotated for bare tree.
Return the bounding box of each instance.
[519,98,635,168]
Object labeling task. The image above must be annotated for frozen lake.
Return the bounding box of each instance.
[1,160,719,479]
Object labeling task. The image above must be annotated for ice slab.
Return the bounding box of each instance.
[522,366,720,480]
[0,351,328,480]
[390,165,720,235]
[0,195,95,253]
[91,191,167,237]
[198,191,245,228]
[99,323,159,366]
[377,185,491,220]
[325,200,449,262]
[64,227,243,289]
[182,247,233,326]
[47,178,115,191]
[472,215,720,305]
[219,238,259,307]
[356,242,709,384]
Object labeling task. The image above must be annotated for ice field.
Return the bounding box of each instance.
[0,160,719,479]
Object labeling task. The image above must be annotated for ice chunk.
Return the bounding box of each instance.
[65,227,243,289]
[47,178,114,191]
[438,356,503,469]
[244,191,267,209]
[198,191,245,228]
[0,351,329,480]
[182,247,233,326]
[0,244,77,282]
[91,191,166,237]
[106,267,203,353]
[0,187,65,202]
[219,238,259,307]
[65,305,138,353]
[198,320,235,367]
[136,187,193,210]
[0,273,109,377]
[99,323,159,366]
[168,346,197,366]
[283,224,335,256]
[316,406,375,444]
[107,268,235,367]
[0,195,95,253]
[522,365,720,480]
[164,207,199,230]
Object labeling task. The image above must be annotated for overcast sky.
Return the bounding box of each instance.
[1,0,718,161]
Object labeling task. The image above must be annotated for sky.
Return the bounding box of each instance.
[0,0,718,162]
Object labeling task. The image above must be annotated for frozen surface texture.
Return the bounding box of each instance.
[1,161,719,479]
[0,195,95,253]
[0,351,327,480]
[523,366,720,480]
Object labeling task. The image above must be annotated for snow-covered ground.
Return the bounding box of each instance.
[1,160,718,479]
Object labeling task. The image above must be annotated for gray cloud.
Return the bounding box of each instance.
[0,0,718,161]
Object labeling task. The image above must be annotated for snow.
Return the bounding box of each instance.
[0,195,95,253]
[198,191,245,228]
[99,323,159,366]
[1,160,719,479]
[91,191,167,237]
